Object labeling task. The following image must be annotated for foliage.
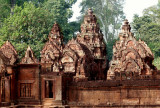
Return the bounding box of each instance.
[106,38,117,61]
[153,57,160,70]
[80,0,125,42]
[43,0,78,42]
[0,2,53,59]
[0,0,10,22]
[132,2,160,57]
[16,0,47,6]
[0,0,77,59]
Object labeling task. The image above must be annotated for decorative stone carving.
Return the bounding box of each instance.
[21,46,37,64]
[48,22,63,48]
[0,57,7,76]
[0,41,17,65]
[61,39,95,81]
[41,23,63,73]
[76,8,107,80]
[107,19,157,80]
[62,39,84,73]
[41,42,61,64]
[41,23,63,64]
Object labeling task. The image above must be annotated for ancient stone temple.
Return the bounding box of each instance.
[107,19,158,80]
[0,9,160,108]
[61,8,107,81]
[76,8,107,80]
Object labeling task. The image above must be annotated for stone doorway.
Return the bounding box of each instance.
[45,80,54,99]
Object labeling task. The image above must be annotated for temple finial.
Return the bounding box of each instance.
[27,46,31,50]
[6,40,9,45]
[88,8,93,15]
[122,19,131,32]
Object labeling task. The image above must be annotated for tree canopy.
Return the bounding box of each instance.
[132,1,160,57]
[0,0,77,59]
[80,0,125,42]
[132,1,160,69]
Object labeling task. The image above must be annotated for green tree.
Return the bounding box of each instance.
[0,0,10,23]
[132,2,160,57]
[43,0,77,42]
[0,2,53,59]
[0,0,77,59]
[106,38,117,61]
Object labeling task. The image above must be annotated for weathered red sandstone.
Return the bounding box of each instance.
[107,19,158,80]
[21,46,37,64]
[0,9,159,108]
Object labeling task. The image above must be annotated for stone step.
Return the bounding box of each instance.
[0,102,11,107]
[42,99,62,106]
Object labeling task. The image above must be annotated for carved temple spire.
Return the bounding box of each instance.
[21,46,37,64]
[77,8,106,59]
[41,22,63,73]
[87,8,93,15]
[119,19,133,41]
[75,9,107,80]
[48,22,63,47]
[107,20,157,80]
[122,19,131,33]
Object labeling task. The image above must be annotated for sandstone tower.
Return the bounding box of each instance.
[107,19,158,80]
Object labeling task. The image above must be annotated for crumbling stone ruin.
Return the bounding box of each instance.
[0,9,159,108]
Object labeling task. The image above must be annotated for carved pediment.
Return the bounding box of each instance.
[41,42,61,63]
[21,46,37,64]
[66,39,85,57]
[0,41,17,65]
[41,22,63,64]
[61,56,74,64]
[61,54,76,73]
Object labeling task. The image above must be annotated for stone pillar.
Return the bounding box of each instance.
[45,80,49,98]
[0,77,1,102]
[41,77,45,99]
[5,77,10,102]
[10,70,16,101]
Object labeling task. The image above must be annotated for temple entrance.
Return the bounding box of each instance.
[45,80,54,98]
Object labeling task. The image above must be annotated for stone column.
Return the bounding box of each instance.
[5,77,10,102]
[45,80,49,98]
[0,77,1,102]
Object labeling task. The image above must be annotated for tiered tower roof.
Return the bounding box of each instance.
[107,20,157,80]
[77,8,106,60]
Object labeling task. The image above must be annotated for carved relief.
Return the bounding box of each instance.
[41,23,63,73]
[61,39,94,80]
[75,8,107,80]
[21,46,37,64]
[41,42,60,64]
[0,41,17,65]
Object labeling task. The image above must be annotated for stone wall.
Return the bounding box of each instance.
[67,80,160,108]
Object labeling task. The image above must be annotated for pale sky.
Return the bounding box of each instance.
[69,0,158,22]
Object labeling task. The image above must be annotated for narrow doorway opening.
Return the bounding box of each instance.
[45,80,53,98]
